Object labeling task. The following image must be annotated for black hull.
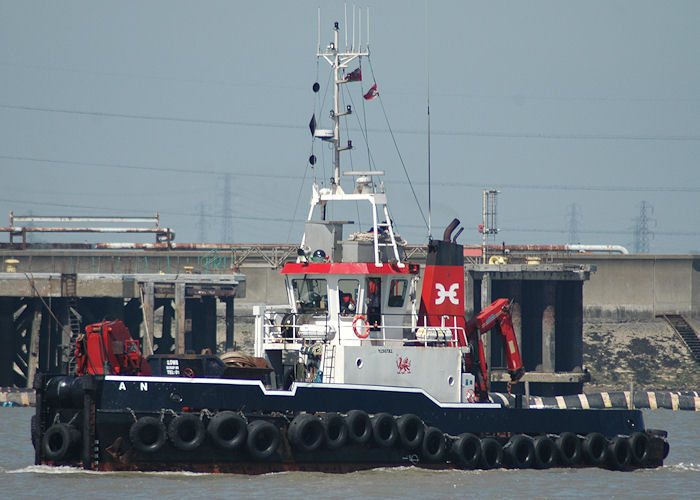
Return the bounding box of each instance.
[33,374,669,473]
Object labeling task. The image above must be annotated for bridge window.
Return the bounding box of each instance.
[388,279,407,307]
[338,279,359,316]
[292,278,328,314]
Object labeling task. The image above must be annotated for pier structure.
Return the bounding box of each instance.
[0,271,244,387]
[466,264,592,396]
[0,243,698,394]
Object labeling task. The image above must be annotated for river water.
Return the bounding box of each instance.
[1,407,697,499]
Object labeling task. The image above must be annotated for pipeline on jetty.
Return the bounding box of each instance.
[490,391,700,411]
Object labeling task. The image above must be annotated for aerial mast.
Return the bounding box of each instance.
[317,17,369,191]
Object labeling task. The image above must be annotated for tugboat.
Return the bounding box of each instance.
[32,19,669,473]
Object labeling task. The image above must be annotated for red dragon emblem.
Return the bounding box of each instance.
[396,356,411,374]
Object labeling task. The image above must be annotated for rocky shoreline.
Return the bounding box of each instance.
[583,318,700,393]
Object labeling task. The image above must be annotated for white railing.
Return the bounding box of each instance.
[255,304,466,351]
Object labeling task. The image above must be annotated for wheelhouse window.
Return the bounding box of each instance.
[387,279,408,307]
[338,279,359,317]
[291,278,328,314]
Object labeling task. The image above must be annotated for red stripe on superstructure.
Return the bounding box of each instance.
[281,262,416,275]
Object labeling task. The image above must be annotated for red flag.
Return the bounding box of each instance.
[363,83,378,100]
[345,67,362,82]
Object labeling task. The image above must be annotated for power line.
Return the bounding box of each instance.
[3,102,700,141]
[2,154,699,193]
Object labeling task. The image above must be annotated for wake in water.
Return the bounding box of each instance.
[5,465,215,476]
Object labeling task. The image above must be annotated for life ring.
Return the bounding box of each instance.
[352,315,370,339]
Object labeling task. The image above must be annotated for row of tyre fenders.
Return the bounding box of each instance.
[39,409,669,471]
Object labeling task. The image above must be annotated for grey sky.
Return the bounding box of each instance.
[1,1,698,253]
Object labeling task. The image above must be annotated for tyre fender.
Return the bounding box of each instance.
[207,411,247,450]
[346,410,372,445]
[288,413,324,452]
[247,419,280,460]
[628,432,650,465]
[533,435,557,469]
[582,432,608,466]
[451,433,481,469]
[555,431,581,466]
[371,413,398,448]
[504,434,534,469]
[607,436,632,470]
[168,414,206,451]
[129,416,166,454]
[479,437,503,469]
[421,426,446,462]
[322,412,348,450]
[42,423,80,461]
[396,414,425,451]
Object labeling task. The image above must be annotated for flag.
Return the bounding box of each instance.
[345,67,362,82]
[363,83,379,100]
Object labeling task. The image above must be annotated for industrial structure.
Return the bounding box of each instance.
[0,213,698,392]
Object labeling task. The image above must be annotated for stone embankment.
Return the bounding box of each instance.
[583,318,700,393]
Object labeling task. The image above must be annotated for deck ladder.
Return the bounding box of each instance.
[322,344,336,383]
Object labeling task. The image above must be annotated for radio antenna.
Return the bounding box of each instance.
[426,1,432,240]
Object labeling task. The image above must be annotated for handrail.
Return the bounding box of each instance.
[258,307,465,348]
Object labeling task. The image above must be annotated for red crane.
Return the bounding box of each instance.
[465,298,525,401]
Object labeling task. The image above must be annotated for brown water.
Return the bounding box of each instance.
[1,407,697,499]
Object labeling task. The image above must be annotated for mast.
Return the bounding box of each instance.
[318,20,369,191]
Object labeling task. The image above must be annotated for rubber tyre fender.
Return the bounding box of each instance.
[451,433,481,469]
[207,411,247,450]
[288,413,324,452]
[168,413,206,452]
[421,426,446,462]
[371,413,398,448]
[533,435,557,469]
[129,416,166,453]
[322,412,348,450]
[582,432,608,466]
[246,419,280,460]
[607,436,632,470]
[396,414,425,451]
[555,431,581,466]
[479,437,503,470]
[628,432,650,465]
[346,410,372,445]
[42,423,80,461]
[504,434,534,469]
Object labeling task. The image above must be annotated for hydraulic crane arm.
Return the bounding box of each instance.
[465,298,525,400]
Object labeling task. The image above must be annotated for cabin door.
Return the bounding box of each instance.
[366,278,381,330]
